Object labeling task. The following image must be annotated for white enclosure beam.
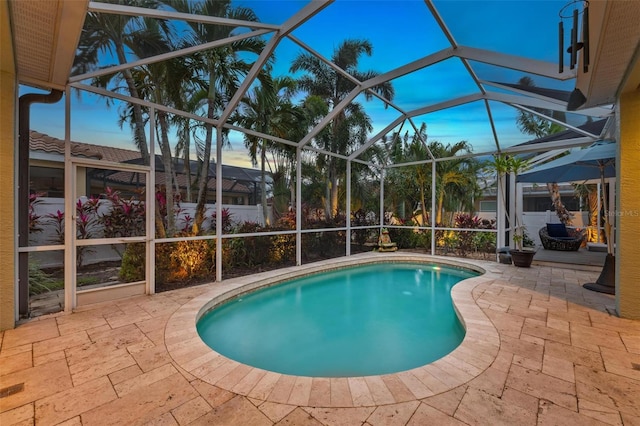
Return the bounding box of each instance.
[362,48,454,90]
[215,128,223,283]
[148,107,156,295]
[424,0,458,48]
[349,115,407,160]
[88,1,281,30]
[496,172,506,250]
[70,83,221,127]
[289,33,422,125]
[346,161,351,256]
[288,34,364,89]
[408,117,436,160]
[481,80,614,118]
[407,93,484,118]
[509,104,601,138]
[64,88,74,312]
[424,0,487,97]
[296,148,302,265]
[298,87,362,148]
[379,169,385,232]
[496,136,598,154]
[431,161,436,255]
[454,46,576,80]
[527,149,569,167]
[70,29,271,83]
[488,92,613,118]
[218,35,281,124]
[219,0,333,124]
[484,99,501,151]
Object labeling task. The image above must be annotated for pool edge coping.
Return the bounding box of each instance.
[164,252,501,407]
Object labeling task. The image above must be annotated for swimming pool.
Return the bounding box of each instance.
[197,262,478,377]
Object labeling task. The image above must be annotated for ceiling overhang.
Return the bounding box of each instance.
[8,0,87,91]
[575,0,640,109]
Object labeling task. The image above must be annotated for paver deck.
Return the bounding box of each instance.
[1,252,639,426]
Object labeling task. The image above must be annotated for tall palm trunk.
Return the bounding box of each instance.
[322,156,333,220]
[157,110,176,236]
[547,183,573,225]
[436,191,445,225]
[420,185,428,225]
[115,44,150,165]
[324,178,332,221]
[326,159,339,220]
[193,76,216,234]
[260,143,269,225]
[182,121,193,202]
[330,174,339,219]
[587,184,599,242]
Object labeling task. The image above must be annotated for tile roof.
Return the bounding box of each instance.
[104,170,250,193]
[29,131,104,159]
[514,119,609,146]
[30,131,252,193]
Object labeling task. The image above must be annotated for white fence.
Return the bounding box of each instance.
[521,211,587,247]
[29,198,265,268]
[174,202,267,231]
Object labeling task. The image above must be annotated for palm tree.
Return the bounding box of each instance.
[574,183,600,242]
[236,75,300,224]
[382,125,429,224]
[291,39,394,219]
[515,76,566,138]
[406,124,432,225]
[169,57,206,204]
[428,141,479,225]
[126,34,198,237]
[515,76,573,225]
[169,0,267,233]
[89,16,188,237]
[486,154,530,249]
[73,0,170,165]
[172,92,205,203]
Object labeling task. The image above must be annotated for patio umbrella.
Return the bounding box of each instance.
[517,140,617,294]
[516,141,615,183]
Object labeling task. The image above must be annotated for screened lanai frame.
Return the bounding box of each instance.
[46,0,615,307]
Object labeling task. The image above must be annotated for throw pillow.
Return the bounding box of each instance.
[547,223,569,238]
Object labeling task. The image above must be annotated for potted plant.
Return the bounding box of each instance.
[510,225,536,267]
[486,154,535,267]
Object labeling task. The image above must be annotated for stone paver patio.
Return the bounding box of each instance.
[1,253,639,425]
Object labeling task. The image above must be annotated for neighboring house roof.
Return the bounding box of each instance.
[104,170,250,193]
[30,131,104,159]
[494,82,571,102]
[30,131,254,194]
[121,155,267,185]
[514,118,609,146]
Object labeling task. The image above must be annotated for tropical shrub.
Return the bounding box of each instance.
[119,243,145,282]
[210,208,234,234]
[28,261,63,296]
[453,213,496,257]
[28,193,44,235]
[351,208,376,248]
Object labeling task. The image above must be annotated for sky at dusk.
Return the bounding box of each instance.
[26,0,578,169]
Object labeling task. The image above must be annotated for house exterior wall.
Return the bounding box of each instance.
[617,90,640,319]
[0,0,16,330]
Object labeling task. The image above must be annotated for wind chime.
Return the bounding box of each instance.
[558,0,590,73]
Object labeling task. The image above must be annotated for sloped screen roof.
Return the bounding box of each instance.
[65,0,614,166]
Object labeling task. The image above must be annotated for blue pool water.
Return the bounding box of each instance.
[197,262,478,377]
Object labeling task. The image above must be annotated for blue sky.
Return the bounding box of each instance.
[27,0,577,168]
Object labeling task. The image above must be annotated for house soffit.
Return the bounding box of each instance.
[9,0,87,91]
